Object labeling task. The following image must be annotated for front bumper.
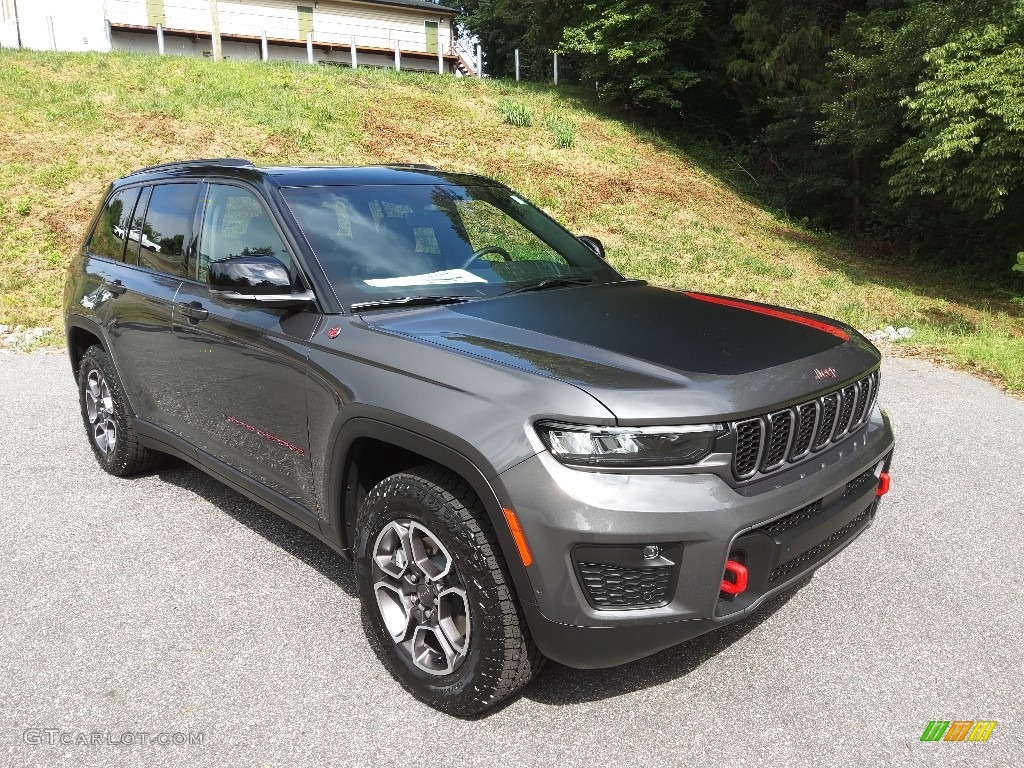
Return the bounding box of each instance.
[497,408,895,668]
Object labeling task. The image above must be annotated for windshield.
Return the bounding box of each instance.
[280,183,621,308]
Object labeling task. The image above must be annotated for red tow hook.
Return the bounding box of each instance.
[877,472,891,497]
[721,560,748,596]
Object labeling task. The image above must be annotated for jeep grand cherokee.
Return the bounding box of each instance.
[64,159,895,716]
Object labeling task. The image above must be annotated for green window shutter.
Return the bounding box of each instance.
[297,5,314,39]
[146,0,166,26]
[425,21,439,54]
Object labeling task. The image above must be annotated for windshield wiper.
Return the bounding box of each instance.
[350,295,474,312]
[503,276,595,295]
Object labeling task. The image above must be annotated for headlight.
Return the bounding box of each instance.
[536,422,726,467]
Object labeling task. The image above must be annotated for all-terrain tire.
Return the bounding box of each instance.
[78,345,163,476]
[354,464,543,716]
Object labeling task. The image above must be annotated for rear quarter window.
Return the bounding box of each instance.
[87,187,141,261]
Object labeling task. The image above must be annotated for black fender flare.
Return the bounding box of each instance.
[322,414,538,607]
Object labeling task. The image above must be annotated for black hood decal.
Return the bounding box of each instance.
[445,283,847,376]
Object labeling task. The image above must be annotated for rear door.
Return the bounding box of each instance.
[92,182,199,434]
[170,181,320,514]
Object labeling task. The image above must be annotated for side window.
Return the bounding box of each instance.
[88,187,141,261]
[137,183,198,278]
[125,187,152,266]
[198,184,291,284]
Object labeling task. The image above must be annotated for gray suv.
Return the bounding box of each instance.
[64,159,895,715]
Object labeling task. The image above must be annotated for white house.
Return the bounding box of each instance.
[0,0,469,74]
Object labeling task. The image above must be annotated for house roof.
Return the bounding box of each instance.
[350,0,458,16]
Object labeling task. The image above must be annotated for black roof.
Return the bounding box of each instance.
[117,159,499,189]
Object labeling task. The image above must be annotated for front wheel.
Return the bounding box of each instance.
[354,465,541,716]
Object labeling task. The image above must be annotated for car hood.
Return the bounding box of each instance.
[363,282,881,423]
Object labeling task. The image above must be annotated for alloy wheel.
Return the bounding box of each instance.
[371,519,471,676]
[84,369,117,456]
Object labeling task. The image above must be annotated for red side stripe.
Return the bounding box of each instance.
[683,292,850,341]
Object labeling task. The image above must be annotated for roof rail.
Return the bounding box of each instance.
[124,158,254,177]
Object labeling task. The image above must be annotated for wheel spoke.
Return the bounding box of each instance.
[372,521,412,580]
[411,624,457,675]
[87,371,102,400]
[436,586,470,655]
[374,580,414,642]
[408,521,451,582]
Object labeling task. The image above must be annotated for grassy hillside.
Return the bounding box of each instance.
[1,49,1022,390]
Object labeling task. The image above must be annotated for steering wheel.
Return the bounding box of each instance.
[461,245,513,269]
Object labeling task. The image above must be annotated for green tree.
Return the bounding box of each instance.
[560,1,710,110]
[886,10,1024,219]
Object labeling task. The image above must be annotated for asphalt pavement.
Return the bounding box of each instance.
[1,351,1021,767]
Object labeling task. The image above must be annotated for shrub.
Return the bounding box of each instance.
[498,98,533,127]
[546,113,576,148]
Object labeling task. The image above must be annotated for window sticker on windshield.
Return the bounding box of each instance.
[364,269,489,288]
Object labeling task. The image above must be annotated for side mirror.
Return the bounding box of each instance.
[578,235,606,260]
[208,255,314,307]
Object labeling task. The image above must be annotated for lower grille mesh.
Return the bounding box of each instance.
[578,562,673,608]
[761,500,823,538]
[767,508,870,584]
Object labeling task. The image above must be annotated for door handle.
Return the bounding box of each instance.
[177,301,209,321]
[101,279,127,296]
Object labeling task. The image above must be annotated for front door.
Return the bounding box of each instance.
[170,182,320,514]
[425,21,439,55]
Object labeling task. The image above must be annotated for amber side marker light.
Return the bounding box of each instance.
[877,472,891,497]
[502,508,534,567]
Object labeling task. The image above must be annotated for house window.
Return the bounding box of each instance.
[297,5,314,39]
[146,0,166,27]
[425,21,439,55]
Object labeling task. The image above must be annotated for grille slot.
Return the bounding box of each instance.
[833,385,858,439]
[734,419,763,478]
[790,402,818,459]
[814,393,840,449]
[851,374,871,425]
[761,410,793,471]
[767,508,870,584]
[577,562,673,608]
[730,370,879,481]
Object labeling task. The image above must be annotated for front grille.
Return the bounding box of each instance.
[730,370,879,481]
[577,562,673,608]
[767,508,870,585]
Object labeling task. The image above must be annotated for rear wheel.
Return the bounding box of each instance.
[78,345,162,476]
[354,465,542,716]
